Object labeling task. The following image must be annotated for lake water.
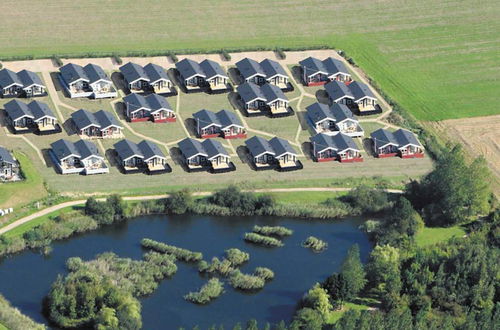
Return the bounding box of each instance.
[0,214,372,329]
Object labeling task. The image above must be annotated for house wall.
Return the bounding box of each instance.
[24,85,46,97]
[1,85,23,97]
[268,76,288,86]
[246,99,265,110]
[269,99,288,110]
[246,75,266,85]
[129,79,149,91]
[186,154,206,166]
[254,153,274,164]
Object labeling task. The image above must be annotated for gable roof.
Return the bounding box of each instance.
[200,59,227,80]
[237,82,266,103]
[0,68,23,88]
[17,70,45,88]
[94,110,122,129]
[120,62,149,84]
[245,136,275,157]
[202,139,229,159]
[178,138,207,159]
[28,101,56,121]
[393,129,422,148]
[322,58,350,77]
[261,83,288,103]
[71,109,101,130]
[51,139,81,160]
[145,94,172,113]
[4,99,34,121]
[84,64,111,84]
[114,139,144,161]
[310,133,337,152]
[138,140,166,161]
[176,58,205,80]
[260,59,288,79]
[143,63,170,84]
[269,137,297,157]
[193,109,221,129]
[306,102,334,124]
[332,133,359,152]
[299,57,327,76]
[348,81,376,101]
[370,128,398,148]
[60,63,89,84]
[325,80,354,102]
[236,58,266,80]
[74,140,102,160]
[330,103,356,123]
[123,93,150,113]
[0,146,16,165]
[216,109,242,128]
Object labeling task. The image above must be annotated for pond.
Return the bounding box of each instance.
[0,214,372,329]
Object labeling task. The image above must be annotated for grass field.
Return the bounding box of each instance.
[415,226,466,247]
[1,0,499,121]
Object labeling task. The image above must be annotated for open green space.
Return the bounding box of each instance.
[326,297,380,324]
[415,225,466,247]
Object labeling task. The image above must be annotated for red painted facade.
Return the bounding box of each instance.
[339,156,363,163]
[401,153,424,159]
[316,157,336,162]
[130,117,150,123]
[306,81,327,87]
[377,152,398,158]
[154,117,176,123]
[200,133,220,139]
[223,133,247,140]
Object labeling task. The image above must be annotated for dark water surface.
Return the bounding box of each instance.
[0,214,372,329]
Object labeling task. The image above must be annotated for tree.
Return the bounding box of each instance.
[246,319,258,330]
[302,283,333,320]
[340,244,366,300]
[322,273,349,308]
[107,194,125,219]
[343,185,390,214]
[165,189,193,214]
[290,308,323,330]
[366,245,400,291]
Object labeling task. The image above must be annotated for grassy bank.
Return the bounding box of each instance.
[414,225,466,247]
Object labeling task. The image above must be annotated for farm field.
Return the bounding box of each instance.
[0,0,499,122]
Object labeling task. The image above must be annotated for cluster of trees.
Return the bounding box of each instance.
[302,236,328,252]
[208,186,275,215]
[184,278,225,305]
[198,248,250,276]
[252,225,293,237]
[84,195,126,225]
[141,238,203,262]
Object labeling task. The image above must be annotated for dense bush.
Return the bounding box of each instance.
[225,248,250,266]
[0,294,46,330]
[141,238,203,262]
[84,195,125,225]
[164,189,193,214]
[112,53,123,65]
[167,51,178,63]
[229,270,265,290]
[342,185,391,214]
[253,225,293,237]
[275,47,286,59]
[220,49,231,61]
[244,232,284,247]
[184,278,224,304]
[209,186,275,215]
[302,236,328,252]
[253,267,274,281]
[52,55,63,67]
[198,257,235,277]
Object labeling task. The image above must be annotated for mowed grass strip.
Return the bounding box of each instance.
[415,226,466,247]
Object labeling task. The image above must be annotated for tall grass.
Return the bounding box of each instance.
[253,225,293,237]
[184,278,224,304]
[244,232,284,247]
[141,238,203,262]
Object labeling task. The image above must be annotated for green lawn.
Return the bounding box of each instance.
[0,323,7,330]
[327,297,380,324]
[263,191,347,205]
[415,226,466,247]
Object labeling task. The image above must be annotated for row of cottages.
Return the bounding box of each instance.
[4,99,58,134]
[325,80,380,115]
[114,139,169,174]
[0,68,46,98]
[60,63,117,99]
[311,133,363,162]
[237,82,290,117]
[306,102,364,137]
[178,138,234,173]
[235,58,290,90]
[119,62,173,94]
[71,109,123,139]
[245,136,301,171]
[193,109,246,139]
[0,146,20,181]
[123,93,175,123]
[50,139,108,175]
[175,58,229,92]
[371,128,424,158]
[299,57,352,86]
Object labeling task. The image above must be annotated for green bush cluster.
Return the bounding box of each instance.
[112,53,122,65]
[51,54,63,67]
[208,185,275,216]
[253,225,293,237]
[198,248,249,276]
[167,52,178,63]
[275,47,286,59]
[220,49,231,61]
[244,232,284,247]
[341,185,391,214]
[85,195,126,225]
[253,267,274,281]
[302,236,328,252]
[228,270,266,290]
[184,278,224,304]
[0,294,46,330]
[141,238,203,262]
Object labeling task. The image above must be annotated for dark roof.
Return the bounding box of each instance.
[370,128,398,148]
[0,68,23,88]
[114,139,144,161]
[138,140,166,161]
[200,59,227,80]
[120,62,149,83]
[236,58,265,80]
[84,64,111,84]
[245,136,275,157]
[94,110,122,129]
[332,133,359,151]
[306,103,333,123]
[202,139,229,158]
[17,70,44,87]
[0,146,16,165]
[145,94,172,112]
[310,133,337,152]
[322,58,350,76]
[269,137,297,157]
[143,63,170,83]
[74,140,101,160]
[261,83,287,103]
[299,57,326,76]
[178,138,207,159]
[348,81,376,101]
[123,93,150,113]
[176,58,205,80]
[260,59,287,79]
[325,80,354,102]
[4,99,34,121]
[217,109,242,128]
[393,129,422,147]
[51,139,80,160]
[29,101,56,121]
[71,109,100,130]
[193,109,221,129]
[330,103,356,123]
[237,82,265,103]
[60,63,88,84]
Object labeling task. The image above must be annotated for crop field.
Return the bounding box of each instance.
[1,0,499,122]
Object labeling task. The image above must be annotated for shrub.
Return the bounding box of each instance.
[0,294,46,330]
[225,248,250,266]
[342,185,391,214]
[244,233,284,247]
[252,225,293,237]
[220,49,231,61]
[167,51,178,63]
[302,236,328,252]
[275,47,286,60]
[209,186,275,215]
[141,238,203,262]
[184,278,224,304]
[229,270,265,290]
[52,55,63,67]
[0,62,3,70]
[165,189,193,214]
[112,53,123,65]
[253,267,274,281]
[198,257,235,277]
